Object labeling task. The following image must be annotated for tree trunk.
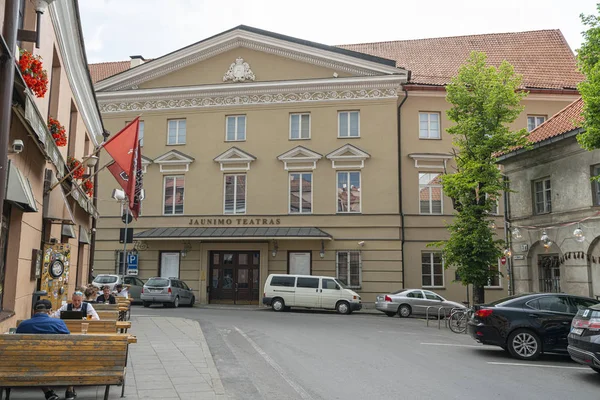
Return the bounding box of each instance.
[472,285,485,305]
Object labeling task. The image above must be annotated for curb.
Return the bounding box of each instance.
[192,319,226,396]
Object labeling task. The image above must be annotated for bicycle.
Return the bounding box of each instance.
[448,307,473,334]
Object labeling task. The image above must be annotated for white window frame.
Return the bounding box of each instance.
[163,175,184,215]
[338,111,360,138]
[421,252,444,288]
[336,171,361,214]
[485,259,503,288]
[289,113,311,140]
[223,174,247,214]
[486,193,500,215]
[226,115,246,142]
[336,250,362,289]
[527,115,547,132]
[418,112,441,139]
[167,119,186,145]
[419,172,443,215]
[289,172,313,214]
[533,178,552,215]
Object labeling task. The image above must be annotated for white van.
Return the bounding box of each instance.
[262,274,362,314]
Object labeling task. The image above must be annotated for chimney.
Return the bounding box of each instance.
[130,55,145,68]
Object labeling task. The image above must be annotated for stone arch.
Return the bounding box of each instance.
[526,240,564,293]
[586,236,600,298]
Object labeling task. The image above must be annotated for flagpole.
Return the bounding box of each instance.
[46,145,104,193]
[122,196,130,282]
[63,163,109,199]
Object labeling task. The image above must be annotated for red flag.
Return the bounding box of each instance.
[107,161,129,193]
[103,118,139,179]
[129,143,143,220]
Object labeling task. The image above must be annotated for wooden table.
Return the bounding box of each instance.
[70,332,137,344]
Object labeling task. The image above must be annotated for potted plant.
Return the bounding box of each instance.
[82,179,94,196]
[18,49,48,98]
[47,117,67,147]
[67,156,85,180]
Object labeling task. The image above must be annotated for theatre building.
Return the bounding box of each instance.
[91,26,581,305]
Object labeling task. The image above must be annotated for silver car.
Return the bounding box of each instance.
[141,277,195,308]
[375,289,465,318]
[122,276,145,303]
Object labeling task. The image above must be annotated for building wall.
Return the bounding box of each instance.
[501,135,600,298]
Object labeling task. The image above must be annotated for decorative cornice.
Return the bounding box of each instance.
[96,28,407,91]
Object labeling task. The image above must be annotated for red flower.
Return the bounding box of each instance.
[82,179,94,196]
[67,156,85,180]
[47,117,67,147]
[18,50,48,98]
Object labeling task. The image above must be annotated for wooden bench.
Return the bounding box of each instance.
[0,334,129,400]
[97,310,119,321]
[92,303,119,311]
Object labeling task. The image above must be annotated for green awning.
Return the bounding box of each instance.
[79,226,91,244]
[6,160,38,212]
[61,224,77,239]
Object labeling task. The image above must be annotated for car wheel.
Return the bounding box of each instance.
[398,304,412,318]
[143,301,151,308]
[272,298,285,312]
[507,329,542,360]
[385,312,396,317]
[189,296,195,307]
[173,296,180,308]
[336,301,351,315]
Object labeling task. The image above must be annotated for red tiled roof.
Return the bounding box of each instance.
[527,98,583,144]
[88,61,130,83]
[339,30,583,90]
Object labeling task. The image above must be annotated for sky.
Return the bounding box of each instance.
[79,0,598,64]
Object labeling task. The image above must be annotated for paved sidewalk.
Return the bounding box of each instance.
[7,316,226,400]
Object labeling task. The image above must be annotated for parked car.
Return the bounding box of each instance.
[262,274,362,314]
[122,276,145,303]
[568,303,600,373]
[91,274,121,291]
[141,277,195,308]
[467,293,599,360]
[375,289,465,318]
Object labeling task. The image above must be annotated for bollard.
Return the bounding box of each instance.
[426,306,434,327]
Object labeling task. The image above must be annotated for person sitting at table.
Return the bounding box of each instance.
[114,283,129,298]
[96,285,117,304]
[84,286,98,303]
[16,299,74,400]
[52,291,99,320]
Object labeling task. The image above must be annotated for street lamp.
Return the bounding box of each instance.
[85,155,99,168]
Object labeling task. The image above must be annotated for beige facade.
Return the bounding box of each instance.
[0,1,103,332]
[92,26,581,306]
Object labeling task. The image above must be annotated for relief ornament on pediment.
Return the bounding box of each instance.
[223,57,255,83]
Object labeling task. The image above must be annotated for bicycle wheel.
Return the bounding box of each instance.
[449,311,467,334]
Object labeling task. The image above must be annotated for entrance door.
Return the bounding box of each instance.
[539,255,560,293]
[210,251,260,304]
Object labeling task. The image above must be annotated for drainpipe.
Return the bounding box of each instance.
[503,174,514,295]
[398,87,409,288]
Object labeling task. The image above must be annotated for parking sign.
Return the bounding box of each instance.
[127,253,138,275]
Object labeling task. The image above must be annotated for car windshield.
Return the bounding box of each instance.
[94,276,118,284]
[145,278,169,287]
[391,289,408,295]
[334,279,349,289]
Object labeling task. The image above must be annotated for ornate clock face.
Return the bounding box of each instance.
[50,260,64,278]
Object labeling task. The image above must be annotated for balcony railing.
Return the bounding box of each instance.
[539,278,561,293]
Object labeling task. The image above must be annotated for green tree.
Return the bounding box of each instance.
[577,4,600,151]
[431,52,529,304]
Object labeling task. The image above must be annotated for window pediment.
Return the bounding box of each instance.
[141,155,153,173]
[214,147,256,172]
[154,150,195,173]
[326,144,370,169]
[408,153,453,169]
[277,146,322,171]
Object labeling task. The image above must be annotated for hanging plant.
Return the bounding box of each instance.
[67,156,85,180]
[47,117,67,147]
[18,49,48,98]
[82,179,94,196]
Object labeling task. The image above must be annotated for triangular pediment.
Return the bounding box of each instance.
[277,146,323,161]
[214,147,256,172]
[141,155,153,165]
[96,25,406,92]
[154,150,195,164]
[326,144,371,160]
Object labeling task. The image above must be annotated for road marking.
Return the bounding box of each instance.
[234,326,313,400]
[488,362,589,370]
[420,342,483,348]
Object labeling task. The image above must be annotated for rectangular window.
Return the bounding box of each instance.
[419,112,441,139]
[592,165,600,206]
[271,276,296,287]
[337,171,361,213]
[419,173,443,214]
[167,119,186,145]
[290,113,310,140]
[289,173,312,214]
[336,251,361,288]
[224,174,246,214]
[422,252,444,287]
[486,193,499,215]
[527,115,547,132]
[163,176,184,215]
[534,178,552,214]
[486,260,501,288]
[297,277,319,288]
[226,115,246,141]
[338,111,360,138]
[126,120,144,146]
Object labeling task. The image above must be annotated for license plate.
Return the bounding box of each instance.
[150,289,162,293]
[571,328,584,335]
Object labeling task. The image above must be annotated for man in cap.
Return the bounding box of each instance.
[114,283,129,298]
[16,299,69,400]
[52,290,99,320]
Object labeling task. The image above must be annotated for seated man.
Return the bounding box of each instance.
[83,286,98,303]
[52,291,100,320]
[16,300,74,400]
[114,283,129,298]
[96,285,117,304]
